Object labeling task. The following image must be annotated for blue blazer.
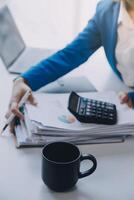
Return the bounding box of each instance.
[22,0,130,94]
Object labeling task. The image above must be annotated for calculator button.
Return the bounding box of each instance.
[104,109,108,112]
[86,112,90,115]
[96,104,101,108]
[107,106,114,110]
[107,103,114,106]
[109,117,114,120]
[109,110,115,114]
[92,100,96,103]
[97,108,102,111]
[92,103,96,106]
[101,105,105,108]
[79,108,85,115]
[92,106,97,110]
[92,110,96,114]
[97,110,102,113]
[88,102,92,106]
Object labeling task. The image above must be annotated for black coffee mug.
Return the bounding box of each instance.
[42,142,97,192]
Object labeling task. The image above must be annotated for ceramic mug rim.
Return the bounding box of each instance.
[42,141,81,165]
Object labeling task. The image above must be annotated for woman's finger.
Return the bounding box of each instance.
[28,93,37,106]
[5,111,11,119]
[10,102,24,119]
[127,98,134,108]
[119,92,134,108]
[119,92,129,103]
[9,119,16,134]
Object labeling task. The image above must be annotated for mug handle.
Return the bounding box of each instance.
[78,154,97,179]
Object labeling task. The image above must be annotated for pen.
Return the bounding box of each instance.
[14,106,25,126]
[1,90,31,134]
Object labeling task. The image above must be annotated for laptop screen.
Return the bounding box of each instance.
[0,6,25,68]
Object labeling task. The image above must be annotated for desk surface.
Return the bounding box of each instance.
[0,58,134,200]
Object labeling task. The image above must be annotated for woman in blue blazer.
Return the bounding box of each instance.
[7,0,134,119]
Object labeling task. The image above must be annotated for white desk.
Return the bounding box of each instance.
[0,58,134,200]
[1,0,134,198]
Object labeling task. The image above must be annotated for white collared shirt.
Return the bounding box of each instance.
[115,2,134,86]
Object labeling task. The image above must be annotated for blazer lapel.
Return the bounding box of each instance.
[110,2,121,77]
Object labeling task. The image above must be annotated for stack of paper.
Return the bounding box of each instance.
[14,91,134,147]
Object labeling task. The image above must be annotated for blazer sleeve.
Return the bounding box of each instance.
[21,5,102,91]
[128,92,134,104]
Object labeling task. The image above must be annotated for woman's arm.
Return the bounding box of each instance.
[21,8,102,91]
[6,2,102,120]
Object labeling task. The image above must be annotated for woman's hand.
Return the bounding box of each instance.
[6,77,37,120]
[118,91,134,108]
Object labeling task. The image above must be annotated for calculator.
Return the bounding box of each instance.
[68,92,117,125]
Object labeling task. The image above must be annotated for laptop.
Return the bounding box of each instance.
[39,76,97,93]
[0,6,55,74]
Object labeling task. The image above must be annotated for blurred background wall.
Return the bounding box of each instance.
[0,0,99,48]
